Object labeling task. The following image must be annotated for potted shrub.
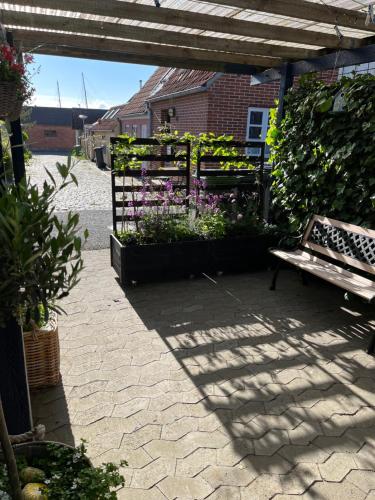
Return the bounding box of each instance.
[0,44,34,121]
[0,159,88,392]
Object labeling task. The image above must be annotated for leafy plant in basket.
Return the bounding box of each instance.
[0,157,88,328]
[0,44,35,121]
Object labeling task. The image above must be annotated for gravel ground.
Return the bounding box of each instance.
[27,154,113,249]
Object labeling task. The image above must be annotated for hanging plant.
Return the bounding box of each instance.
[0,44,34,122]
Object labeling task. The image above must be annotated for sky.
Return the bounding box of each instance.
[29,54,157,110]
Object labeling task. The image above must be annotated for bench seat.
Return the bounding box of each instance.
[270,248,375,302]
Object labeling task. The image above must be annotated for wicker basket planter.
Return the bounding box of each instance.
[23,313,60,390]
[0,81,23,121]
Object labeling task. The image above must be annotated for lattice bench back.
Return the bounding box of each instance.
[302,215,375,276]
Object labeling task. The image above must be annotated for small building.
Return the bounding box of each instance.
[25,107,76,153]
[25,106,107,154]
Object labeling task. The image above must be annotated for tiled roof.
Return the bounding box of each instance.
[149,69,217,100]
[25,106,73,127]
[91,105,123,132]
[119,67,168,117]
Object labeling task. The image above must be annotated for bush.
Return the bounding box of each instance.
[267,73,375,235]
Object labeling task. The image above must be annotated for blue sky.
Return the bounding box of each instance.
[30,55,157,109]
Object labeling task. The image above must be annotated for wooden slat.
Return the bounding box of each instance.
[200,155,256,162]
[201,0,375,34]
[198,169,256,177]
[115,184,187,192]
[6,0,364,49]
[24,44,258,74]
[115,168,188,177]
[115,199,186,207]
[2,10,320,60]
[13,29,281,67]
[270,248,375,301]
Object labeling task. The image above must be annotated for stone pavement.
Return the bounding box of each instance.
[27,154,112,249]
[31,250,375,499]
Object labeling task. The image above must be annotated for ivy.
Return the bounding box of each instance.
[267,73,375,235]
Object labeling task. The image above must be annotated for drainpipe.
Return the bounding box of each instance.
[146,102,152,137]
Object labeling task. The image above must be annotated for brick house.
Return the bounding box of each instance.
[25,107,76,153]
[86,67,339,166]
[25,106,106,154]
[120,67,338,160]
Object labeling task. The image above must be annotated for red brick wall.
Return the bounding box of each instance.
[207,74,279,140]
[149,69,339,140]
[27,124,76,152]
[151,92,209,135]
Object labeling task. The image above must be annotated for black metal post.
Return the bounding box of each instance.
[6,30,26,184]
[0,30,32,434]
[0,318,32,434]
[277,62,293,124]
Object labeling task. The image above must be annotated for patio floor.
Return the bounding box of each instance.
[31,249,375,499]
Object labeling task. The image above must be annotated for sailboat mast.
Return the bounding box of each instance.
[82,72,88,109]
[57,80,61,108]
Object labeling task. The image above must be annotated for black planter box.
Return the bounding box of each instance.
[110,233,276,286]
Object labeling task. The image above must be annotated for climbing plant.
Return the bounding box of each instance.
[267,73,375,235]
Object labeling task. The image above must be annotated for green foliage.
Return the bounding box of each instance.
[0,441,127,499]
[0,157,88,327]
[267,73,375,234]
[195,211,227,240]
[113,131,256,171]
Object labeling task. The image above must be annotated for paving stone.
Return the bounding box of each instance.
[319,452,358,482]
[158,476,214,499]
[131,458,176,489]
[206,486,241,499]
[346,470,375,493]
[303,480,366,499]
[279,463,321,494]
[201,465,256,488]
[240,474,282,500]
[278,444,330,464]
[175,448,217,477]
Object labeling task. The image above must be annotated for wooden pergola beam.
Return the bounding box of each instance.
[20,40,263,74]
[14,29,281,67]
[6,0,366,50]
[251,42,375,84]
[2,10,321,60]
[201,0,375,34]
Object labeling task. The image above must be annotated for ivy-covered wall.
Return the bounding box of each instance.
[268,73,375,234]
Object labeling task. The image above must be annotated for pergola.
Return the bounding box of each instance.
[0,0,375,435]
[0,0,374,75]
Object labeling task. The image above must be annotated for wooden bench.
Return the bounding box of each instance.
[269,215,375,353]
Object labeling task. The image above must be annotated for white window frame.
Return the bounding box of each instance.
[246,107,270,158]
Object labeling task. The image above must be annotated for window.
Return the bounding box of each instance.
[246,107,270,158]
[340,62,375,77]
[44,129,57,137]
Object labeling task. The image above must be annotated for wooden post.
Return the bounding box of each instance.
[0,397,23,499]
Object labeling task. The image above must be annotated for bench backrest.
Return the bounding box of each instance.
[302,215,375,276]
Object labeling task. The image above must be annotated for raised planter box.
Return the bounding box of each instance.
[110,233,277,286]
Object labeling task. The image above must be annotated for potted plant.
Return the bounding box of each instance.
[0,44,34,121]
[0,396,127,499]
[110,166,278,285]
[0,158,88,395]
